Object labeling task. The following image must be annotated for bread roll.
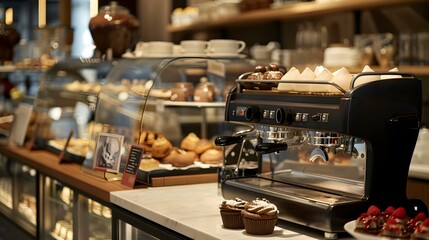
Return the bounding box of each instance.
[139,158,160,170]
[180,133,200,151]
[195,138,215,155]
[162,148,197,167]
[200,149,223,165]
[151,136,173,159]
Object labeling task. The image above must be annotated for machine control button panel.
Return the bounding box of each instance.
[263,110,270,119]
[311,113,322,122]
[302,113,309,122]
[295,113,302,122]
[322,113,329,122]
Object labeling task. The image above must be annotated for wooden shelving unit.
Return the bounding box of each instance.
[167,0,428,33]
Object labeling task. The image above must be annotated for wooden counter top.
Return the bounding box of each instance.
[0,143,132,203]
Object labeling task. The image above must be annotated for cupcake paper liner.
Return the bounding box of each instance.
[242,216,277,235]
[220,210,245,229]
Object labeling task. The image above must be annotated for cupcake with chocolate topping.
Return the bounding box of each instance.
[241,198,278,235]
[219,198,247,229]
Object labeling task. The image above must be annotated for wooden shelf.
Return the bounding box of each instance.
[167,0,427,33]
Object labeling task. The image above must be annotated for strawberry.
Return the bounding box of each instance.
[386,217,398,225]
[367,205,381,216]
[414,212,427,221]
[422,218,429,227]
[392,207,407,219]
[384,206,395,216]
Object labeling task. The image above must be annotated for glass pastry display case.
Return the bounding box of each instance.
[32,58,113,163]
[41,176,112,240]
[0,155,37,238]
[82,57,255,186]
[112,205,189,240]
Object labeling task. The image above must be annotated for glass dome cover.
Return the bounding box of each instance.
[83,56,255,183]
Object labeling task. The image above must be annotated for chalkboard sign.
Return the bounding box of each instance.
[121,145,144,188]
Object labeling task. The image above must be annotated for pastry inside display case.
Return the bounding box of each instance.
[82,57,256,186]
[16,163,37,226]
[46,179,74,240]
[47,182,111,240]
[0,156,12,209]
[31,58,113,163]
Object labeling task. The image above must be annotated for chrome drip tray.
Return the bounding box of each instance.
[225,175,360,206]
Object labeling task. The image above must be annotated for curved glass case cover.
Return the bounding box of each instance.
[32,58,113,162]
[83,57,255,184]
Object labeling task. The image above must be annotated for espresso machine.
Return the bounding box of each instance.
[215,72,428,238]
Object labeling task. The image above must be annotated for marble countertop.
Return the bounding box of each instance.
[110,183,335,240]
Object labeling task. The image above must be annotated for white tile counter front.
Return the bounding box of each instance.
[110,183,330,240]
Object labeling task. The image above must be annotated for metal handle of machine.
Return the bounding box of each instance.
[214,136,243,146]
[255,142,288,154]
[350,72,417,89]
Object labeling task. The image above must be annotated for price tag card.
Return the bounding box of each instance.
[8,103,33,147]
[58,130,74,163]
[121,145,144,188]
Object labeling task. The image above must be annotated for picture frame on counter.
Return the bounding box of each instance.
[93,132,124,173]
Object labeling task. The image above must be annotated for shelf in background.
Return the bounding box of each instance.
[167,0,427,33]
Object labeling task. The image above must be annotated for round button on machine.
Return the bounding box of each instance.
[245,106,260,122]
[275,108,284,124]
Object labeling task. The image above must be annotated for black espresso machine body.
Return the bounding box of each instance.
[218,72,428,236]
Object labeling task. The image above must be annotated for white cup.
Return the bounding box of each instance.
[207,39,246,55]
[147,41,174,56]
[135,41,149,57]
[173,44,182,56]
[250,45,270,59]
[180,40,208,55]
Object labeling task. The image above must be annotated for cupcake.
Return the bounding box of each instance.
[241,198,279,235]
[219,198,247,229]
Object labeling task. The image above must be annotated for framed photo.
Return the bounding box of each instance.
[93,132,124,173]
